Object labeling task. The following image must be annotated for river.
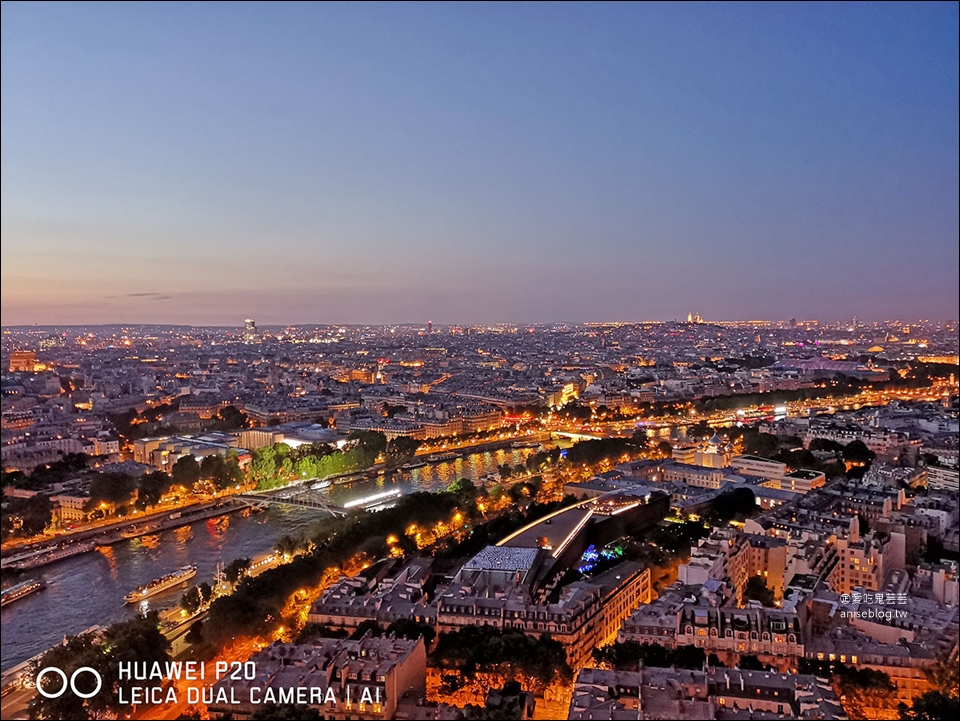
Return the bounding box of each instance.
[0,447,536,671]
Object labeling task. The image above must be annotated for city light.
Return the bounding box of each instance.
[1,3,956,719]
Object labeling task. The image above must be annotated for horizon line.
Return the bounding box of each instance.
[3,318,957,330]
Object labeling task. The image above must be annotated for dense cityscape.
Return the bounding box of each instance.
[1,319,957,719]
[3,2,958,720]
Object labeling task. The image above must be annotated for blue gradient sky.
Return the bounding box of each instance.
[2,2,958,325]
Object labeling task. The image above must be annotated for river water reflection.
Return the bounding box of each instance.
[1,447,535,670]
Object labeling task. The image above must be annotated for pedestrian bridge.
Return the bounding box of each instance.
[551,431,605,441]
[234,483,402,516]
[235,486,346,516]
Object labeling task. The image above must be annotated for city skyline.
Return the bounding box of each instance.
[1,316,958,331]
[2,311,957,721]
[2,5,958,720]
[2,2,958,325]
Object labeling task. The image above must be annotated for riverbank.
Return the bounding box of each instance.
[2,497,234,557]
[1,444,537,674]
[1,500,247,572]
[95,502,247,546]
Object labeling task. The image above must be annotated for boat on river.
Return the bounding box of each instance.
[124,565,197,604]
[1,580,46,607]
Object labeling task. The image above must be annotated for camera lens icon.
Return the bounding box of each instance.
[36,666,102,699]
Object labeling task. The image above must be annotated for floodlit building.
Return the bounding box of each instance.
[208,634,427,720]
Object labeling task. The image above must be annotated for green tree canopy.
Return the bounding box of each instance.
[224,557,252,584]
[28,613,171,720]
[386,436,421,463]
[86,472,136,510]
[431,626,571,685]
[348,431,387,455]
[900,691,960,721]
[706,487,757,524]
[1,494,53,539]
[171,455,201,486]
[136,471,172,509]
[592,641,706,671]
[844,440,876,464]
[743,576,775,606]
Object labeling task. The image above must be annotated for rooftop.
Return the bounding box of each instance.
[462,546,539,574]
[500,505,593,551]
[786,469,824,480]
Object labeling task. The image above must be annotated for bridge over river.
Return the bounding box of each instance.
[234,481,402,515]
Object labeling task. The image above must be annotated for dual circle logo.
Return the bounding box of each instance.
[35,667,102,699]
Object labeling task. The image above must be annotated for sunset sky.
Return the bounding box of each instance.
[2,2,957,326]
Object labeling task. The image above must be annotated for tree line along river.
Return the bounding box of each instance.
[0,447,537,671]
